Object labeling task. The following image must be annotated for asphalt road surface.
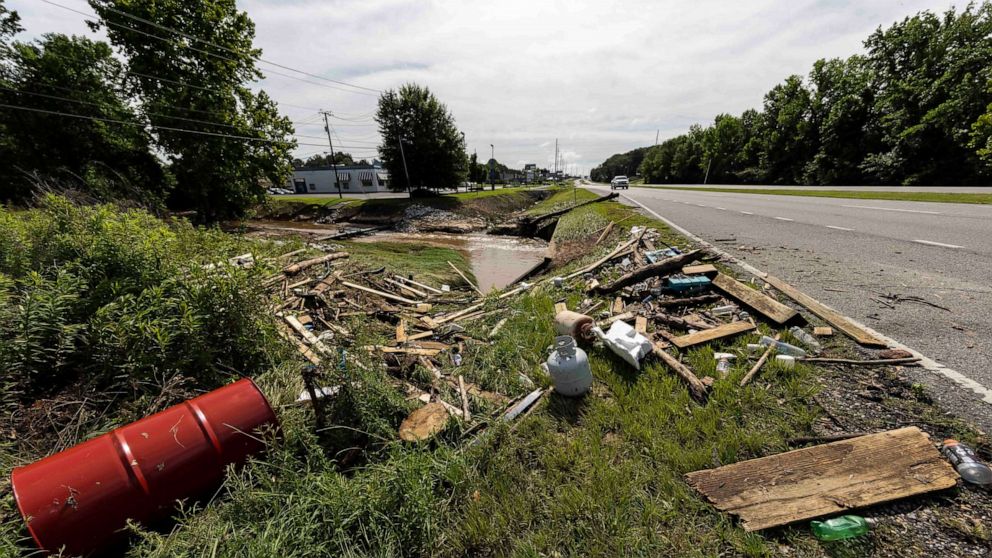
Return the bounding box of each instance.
[633,184,992,193]
[586,183,992,431]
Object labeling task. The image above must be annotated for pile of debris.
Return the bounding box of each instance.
[532,225,990,539]
[264,245,542,442]
[395,204,486,234]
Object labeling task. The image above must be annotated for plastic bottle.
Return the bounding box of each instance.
[711,305,737,317]
[811,515,873,541]
[775,355,796,369]
[714,352,736,376]
[759,335,807,358]
[789,326,822,354]
[941,439,992,485]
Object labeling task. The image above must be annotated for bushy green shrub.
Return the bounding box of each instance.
[0,195,285,403]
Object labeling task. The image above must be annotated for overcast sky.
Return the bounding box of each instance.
[9,0,961,173]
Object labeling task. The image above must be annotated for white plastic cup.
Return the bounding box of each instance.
[775,355,796,369]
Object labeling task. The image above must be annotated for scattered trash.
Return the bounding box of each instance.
[554,310,595,342]
[666,275,712,294]
[746,343,763,352]
[942,439,992,485]
[685,427,958,531]
[552,276,564,287]
[759,335,807,358]
[593,320,653,369]
[502,389,544,421]
[297,386,340,402]
[789,326,822,354]
[811,515,874,541]
[546,336,593,396]
[644,247,682,263]
[714,352,736,376]
[711,304,737,317]
[813,326,834,337]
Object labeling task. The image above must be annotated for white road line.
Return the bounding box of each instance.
[826,225,855,231]
[912,239,964,249]
[615,192,992,406]
[842,204,943,215]
[773,217,794,222]
[740,211,753,215]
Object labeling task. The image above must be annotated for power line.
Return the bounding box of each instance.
[0,85,330,139]
[0,102,377,150]
[40,0,382,96]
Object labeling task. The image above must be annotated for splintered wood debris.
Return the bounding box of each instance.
[685,427,958,531]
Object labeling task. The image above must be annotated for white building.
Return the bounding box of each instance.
[289,164,392,194]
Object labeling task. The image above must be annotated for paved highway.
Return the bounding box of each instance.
[586,183,992,431]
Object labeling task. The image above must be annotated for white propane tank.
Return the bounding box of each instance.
[546,335,592,396]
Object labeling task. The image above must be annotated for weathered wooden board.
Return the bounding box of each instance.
[711,273,798,325]
[761,274,888,347]
[671,321,755,349]
[399,402,450,441]
[685,427,957,531]
[682,264,718,276]
[635,316,648,334]
[813,326,834,337]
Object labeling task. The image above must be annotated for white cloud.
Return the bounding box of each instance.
[9,0,962,173]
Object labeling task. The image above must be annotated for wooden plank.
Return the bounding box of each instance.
[399,402,450,441]
[341,280,422,306]
[283,252,349,275]
[394,275,444,295]
[448,260,483,295]
[813,326,834,337]
[711,273,797,325]
[599,311,634,327]
[685,427,957,531]
[762,274,888,347]
[671,321,755,349]
[682,264,718,276]
[594,221,615,245]
[634,316,648,334]
[611,297,624,315]
[396,320,408,343]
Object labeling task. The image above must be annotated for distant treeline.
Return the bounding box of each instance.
[591,3,992,186]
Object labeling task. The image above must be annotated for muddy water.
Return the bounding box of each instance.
[355,232,548,293]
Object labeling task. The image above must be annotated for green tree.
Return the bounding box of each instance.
[375,83,467,192]
[805,56,879,184]
[0,34,168,204]
[302,152,355,167]
[863,3,992,184]
[758,75,815,184]
[89,0,296,221]
[701,115,744,183]
[591,147,648,182]
[973,93,992,168]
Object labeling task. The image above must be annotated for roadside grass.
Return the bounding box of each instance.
[637,185,992,205]
[263,188,543,222]
[339,240,475,286]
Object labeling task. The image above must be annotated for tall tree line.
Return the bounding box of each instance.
[0,0,294,220]
[594,3,992,186]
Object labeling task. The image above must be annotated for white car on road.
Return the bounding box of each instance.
[610,175,629,189]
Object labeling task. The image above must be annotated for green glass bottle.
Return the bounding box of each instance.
[810,515,872,541]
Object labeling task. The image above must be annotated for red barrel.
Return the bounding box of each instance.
[11,378,278,556]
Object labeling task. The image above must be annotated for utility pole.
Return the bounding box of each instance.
[398,134,412,197]
[655,129,659,146]
[703,159,713,185]
[554,138,558,185]
[490,144,495,191]
[321,111,343,199]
